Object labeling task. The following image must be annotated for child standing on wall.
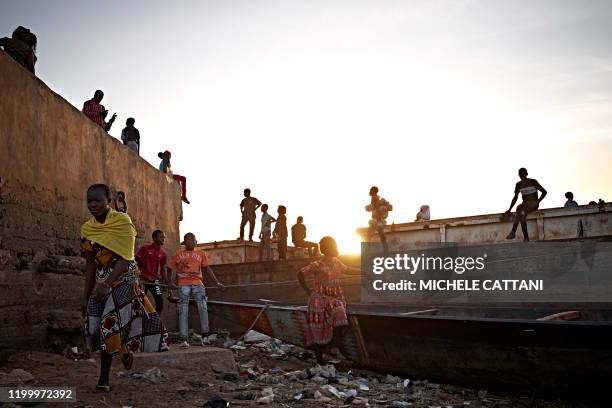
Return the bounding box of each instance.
[169,232,224,348]
[259,204,276,261]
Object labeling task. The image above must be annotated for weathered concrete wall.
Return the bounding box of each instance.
[197,240,310,265]
[0,51,182,352]
[356,204,612,246]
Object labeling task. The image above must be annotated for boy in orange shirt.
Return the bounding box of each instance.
[169,232,224,348]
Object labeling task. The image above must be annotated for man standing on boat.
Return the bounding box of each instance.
[505,168,547,241]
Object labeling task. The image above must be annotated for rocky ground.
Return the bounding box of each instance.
[0,332,581,408]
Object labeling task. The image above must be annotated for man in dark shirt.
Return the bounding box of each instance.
[121,117,140,154]
[291,216,319,257]
[136,230,169,312]
[238,188,261,241]
[505,168,547,241]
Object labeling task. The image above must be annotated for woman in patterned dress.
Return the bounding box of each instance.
[81,184,168,392]
[297,236,361,363]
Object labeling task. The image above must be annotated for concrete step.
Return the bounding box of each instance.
[133,346,236,373]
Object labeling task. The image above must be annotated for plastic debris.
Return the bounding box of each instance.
[203,395,229,408]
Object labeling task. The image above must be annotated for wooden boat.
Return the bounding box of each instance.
[207,299,612,401]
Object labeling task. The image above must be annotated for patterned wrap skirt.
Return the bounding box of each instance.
[85,274,169,356]
[306,285,348,346]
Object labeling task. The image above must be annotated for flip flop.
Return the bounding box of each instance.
[121,353,134,370]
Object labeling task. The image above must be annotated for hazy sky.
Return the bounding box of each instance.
[3,0,612,252]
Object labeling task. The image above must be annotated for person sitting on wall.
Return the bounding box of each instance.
[415,205,430,221]
[158,150,190,204]
[0,26,37,74]
[121,118,140,155]
[82,90,116,131]
[564,192,578,209]
[505,167,547,241]
[291,216,319,257]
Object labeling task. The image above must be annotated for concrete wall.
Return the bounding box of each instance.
[197,240,310,265]
[0,51,182,352]
[356,204,612,246]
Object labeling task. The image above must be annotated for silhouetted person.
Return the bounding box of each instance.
[564,192,578,209]
[115,191,128,213]
[237,188,261,241]
[291,216,319,257]
[415,205,430,221]
[82,90,116,131]
[505,168,547,241]
[259,204,276,261]
[158,150,190,204]
[366,186,392,251]
[0,26,37,73]
[274,205,288,260]
[121,118,140,154]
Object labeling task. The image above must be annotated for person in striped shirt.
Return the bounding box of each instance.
[505,168,547,241]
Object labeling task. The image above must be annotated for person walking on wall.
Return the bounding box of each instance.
[505,167,547,241]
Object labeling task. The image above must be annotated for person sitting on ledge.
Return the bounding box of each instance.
[0,26,37,73]
[415,205,431,221]
[158,150,190,204]
[505,167,547,241]
[82,90,116,131]
[564,192,578,209]
[291,216,319,257]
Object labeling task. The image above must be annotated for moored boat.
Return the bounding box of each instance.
[208,299,612,400]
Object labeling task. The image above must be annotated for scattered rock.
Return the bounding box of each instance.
[314,390,332,403]
[0,368,34,385]
[243,330,271,343]
[130,367,165,383]
[319,384,342,399]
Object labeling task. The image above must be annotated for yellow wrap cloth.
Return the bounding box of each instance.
[80,208,137,261]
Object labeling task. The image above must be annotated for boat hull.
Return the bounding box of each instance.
[208,300,612,400]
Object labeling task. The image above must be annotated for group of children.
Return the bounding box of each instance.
[238,188,319,261]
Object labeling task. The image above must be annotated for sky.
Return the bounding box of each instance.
[2,0,612,253]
